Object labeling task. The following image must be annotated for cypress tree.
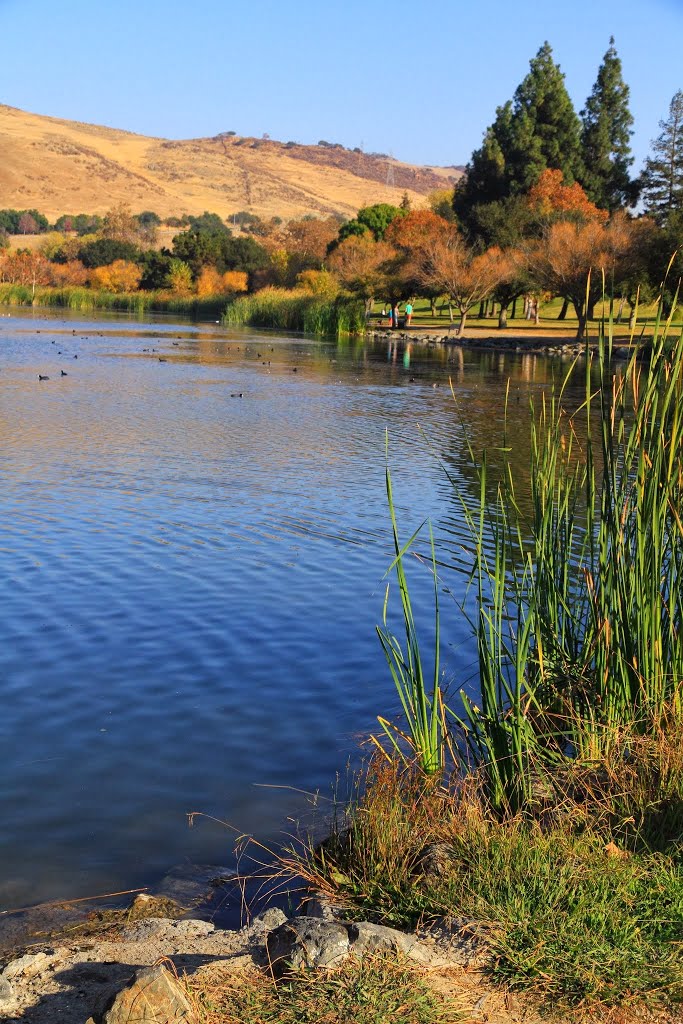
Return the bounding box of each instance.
[455,42,584,239]
[641,90,683,224]
[581,38,635,211]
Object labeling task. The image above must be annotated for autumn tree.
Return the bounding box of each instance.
[328,234,397,312]
[102,204,140,244]
[47,260,89,287]
[384,209,451,313]
[580,38,636,210]
[222,270,249,293]
[90,260,142,293]
[527,169,608,223]
[641,91,683,224]
[0,250,52,296]
[414,227,512,336]
[524,213,643,339]
[196,266,226,296]
[168,259,193,295]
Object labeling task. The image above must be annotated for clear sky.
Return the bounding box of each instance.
[1,0,681,176]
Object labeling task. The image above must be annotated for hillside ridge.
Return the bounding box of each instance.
[0,104,463,222]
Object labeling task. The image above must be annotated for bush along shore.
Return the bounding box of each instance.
[222,288,366,337]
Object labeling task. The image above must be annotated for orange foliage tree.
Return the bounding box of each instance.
[47,260,89,287]
[524,213,648,338]
[90,260,142,293]
[415,227,513,336]
[222,270,248,293]
[527,169,608,223]
[0,250,52,295]
[196,266,225,296]
[327,235,397,312]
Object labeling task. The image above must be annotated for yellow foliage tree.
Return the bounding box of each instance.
[196,266,224,296]
[296,269,339,298]
[168,259,193,296]
[90,260,142,293]
[222,270,248,293]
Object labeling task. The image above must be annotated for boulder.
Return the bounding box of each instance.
[266,918,351,972]
[95,964,197,1024]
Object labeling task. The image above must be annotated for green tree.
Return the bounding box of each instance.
[336,204,403,246]
[641,90,683,224]
[455,43,584,237]
[580,38,635,210]
[76,238,141,268]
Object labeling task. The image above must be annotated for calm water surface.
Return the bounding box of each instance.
[0,311,585,920]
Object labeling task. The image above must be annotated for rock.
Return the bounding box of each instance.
[121,916,214,943]
[413,842,456,879]
[2,950,55,980]
[249,907,288,934]
[266,918,350,972]
[96,964,197,1023]
[0,975,13,1001]
[266,915,480,974]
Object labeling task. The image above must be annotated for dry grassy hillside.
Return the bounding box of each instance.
[0,105,462,222]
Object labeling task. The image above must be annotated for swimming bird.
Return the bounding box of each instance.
[38,374,49,380]
[158,357,167,362]
[61,370,68,376]
[230,392,243,398]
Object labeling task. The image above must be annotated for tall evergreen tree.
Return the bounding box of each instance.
[641,91,683,223]
[455,42,584,240]
[580,38,635,210]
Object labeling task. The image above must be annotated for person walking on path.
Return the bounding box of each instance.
[405,301,413,326]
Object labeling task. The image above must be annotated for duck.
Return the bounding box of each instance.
[61,370,68,377]
[38,374,49,381]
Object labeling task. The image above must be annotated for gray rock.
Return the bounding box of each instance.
[2,951,54,980]
[414,842,456,879]
[96,964,197,1023]
[0,975,13,1001]
[266,918,350,972]
[249,907,288,934]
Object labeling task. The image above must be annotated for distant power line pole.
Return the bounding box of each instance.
[386,152,395,187]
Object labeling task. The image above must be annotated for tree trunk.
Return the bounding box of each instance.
[616,296,626,324]
[448,301,454,323]
[498,303,508,329]
[586,298,597,322]
[364,297,373,316]
[430,297,437,317]
[572,300,587,341]
[511,297,517,319]
[557,297,569,320]
[629,307,637,330]
[478,300,485,318]
[457,310,467,337]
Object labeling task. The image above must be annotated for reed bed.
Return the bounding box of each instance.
[0,283,228,318]
[223,288,366,336]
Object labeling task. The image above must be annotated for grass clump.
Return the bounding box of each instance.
[189,952,458,1024]
[223,287,366,336]
[288,751,683,1011]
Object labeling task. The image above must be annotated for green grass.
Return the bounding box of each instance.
[371,295,683,337]
[189,952,459,1024]
[223,288,366,336]
[286,749,683,1011]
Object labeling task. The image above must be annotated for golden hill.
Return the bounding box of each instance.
[0,105,462,222]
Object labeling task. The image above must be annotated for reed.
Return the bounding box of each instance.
[0,283,228,318]
[223,288,365,336]
[448,279,683,811]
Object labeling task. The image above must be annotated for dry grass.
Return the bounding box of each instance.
[0,103,453,221]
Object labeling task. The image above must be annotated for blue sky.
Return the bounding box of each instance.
[1,0,681,175]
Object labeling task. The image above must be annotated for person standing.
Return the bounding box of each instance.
[405,301,413,326]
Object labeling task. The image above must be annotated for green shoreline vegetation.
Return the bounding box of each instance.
[280,300,683,1015]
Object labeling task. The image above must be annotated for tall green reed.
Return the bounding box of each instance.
[450,280,683,810]
[223,288,365,336]
[378,279,683,812]
[375,447,446,775]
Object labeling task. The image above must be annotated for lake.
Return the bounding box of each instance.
[0,311,585,928]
